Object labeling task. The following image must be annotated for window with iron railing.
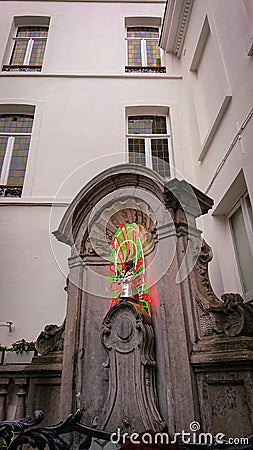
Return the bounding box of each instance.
[3,25,48,72]
[125,27,165,73]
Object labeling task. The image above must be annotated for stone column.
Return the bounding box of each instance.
[0,378,9,420]
[153,179,213,432]
[14,377,28,419]
[59,254,84,419]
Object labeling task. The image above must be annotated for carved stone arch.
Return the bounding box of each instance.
[81,197,157,260]
[53,164,165,255]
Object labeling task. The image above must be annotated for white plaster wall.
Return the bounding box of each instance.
[0,0,194,343]
[175,0,253,297]
[0,76,191,198]
[0,1,197,199]
[0,1,170,73]
[0,205,68,346]
[0,0,252,342]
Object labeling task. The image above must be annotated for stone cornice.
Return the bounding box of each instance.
[160,0,194,57]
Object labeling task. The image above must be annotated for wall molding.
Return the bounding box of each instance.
[160,0,194,57]
[198,94,232,162]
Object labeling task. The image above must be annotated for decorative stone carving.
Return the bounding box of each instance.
[84,237,97,255]
[194,240,253,337]
[210,293,253,337]
[97,300,165,433]
[195,240,222,307]
[36,322,65,355]
[83,198,156,259]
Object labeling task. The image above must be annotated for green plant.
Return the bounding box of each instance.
[9,339,36,354]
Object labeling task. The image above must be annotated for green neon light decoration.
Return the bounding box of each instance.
[108,223,151,311]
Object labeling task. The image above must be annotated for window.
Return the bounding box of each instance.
[229,193,253,297]
[127,114,171,178]
[2,17,50,72]
[125,18,165,73]
[127,27,160,65]
[0,111,34,197]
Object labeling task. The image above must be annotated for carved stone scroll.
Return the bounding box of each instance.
[97,300,165,433]
[36,322,65,355]
[194,240,253,337]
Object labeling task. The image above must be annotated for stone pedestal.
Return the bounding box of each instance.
[97,300,165,433]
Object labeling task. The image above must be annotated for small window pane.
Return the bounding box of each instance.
[128,116,167,134]
[230,205,253,292]
[0,136,8,169]
[128,138,145,165]
[30,39,47,65]
[127,27,159,39]
[7,136,30,185]
[0,115,33,133]
[16,26,48,38]
[151,138,170,177]
[146,40,161,66]
[10,40,27,65]
[127,40,142,66]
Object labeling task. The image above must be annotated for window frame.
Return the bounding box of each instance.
[0,108,35,197]
[2,17,50,72]
[124,18,166,73]
[10,27,48,66]
[126,112,173,179]
[125,26,161,66]
[227,192,253,300]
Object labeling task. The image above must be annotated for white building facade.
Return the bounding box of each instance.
[0,0,252,350]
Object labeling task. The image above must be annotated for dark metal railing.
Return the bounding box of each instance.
[0,410,112,450]
[0,185,23,197]
[2,65,42,72]
[0,410,253,450]
[125,66,166,73]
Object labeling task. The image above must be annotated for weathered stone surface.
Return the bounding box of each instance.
[36,322,65,355]
[20,166,253,437]
[197,370,253,437]
[192,239,253,339]
[97,300,165,433]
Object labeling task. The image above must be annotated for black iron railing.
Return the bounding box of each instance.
[0,185,23,198]
[2,65,42,72]
[0,410,253,450]
[125,66,166,73]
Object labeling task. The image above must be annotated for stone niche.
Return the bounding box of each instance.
[31,164,253,437]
